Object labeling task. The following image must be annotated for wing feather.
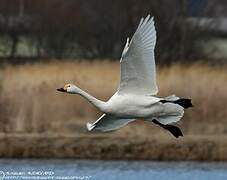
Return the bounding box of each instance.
[118,15,158,95]
[87,114,135,132]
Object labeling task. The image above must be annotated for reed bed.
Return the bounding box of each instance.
[0,60,227,137]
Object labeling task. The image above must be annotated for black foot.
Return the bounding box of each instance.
[164,124,183,138]
[152,120,183,138]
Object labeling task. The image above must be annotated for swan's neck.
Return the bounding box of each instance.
[72,87,106,112]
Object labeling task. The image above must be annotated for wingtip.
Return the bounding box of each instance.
[86,123,94,131]
[146,14,155,22]
[144,14,150,22]
[138,17,144,28]
[139,14,154,28]
[148,15,155,23]
[126,37,130,45]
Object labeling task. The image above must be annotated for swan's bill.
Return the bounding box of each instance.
[57,88,66,92]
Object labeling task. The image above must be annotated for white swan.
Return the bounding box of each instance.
[57,15,192,138]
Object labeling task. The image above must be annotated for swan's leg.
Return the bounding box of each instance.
[152,120,183,138]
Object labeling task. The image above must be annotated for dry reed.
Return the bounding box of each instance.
[0,60,227,137]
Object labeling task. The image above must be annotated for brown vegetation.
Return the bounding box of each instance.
[1,60,227,135]
[0,134,226,161]
[0,60,227,159]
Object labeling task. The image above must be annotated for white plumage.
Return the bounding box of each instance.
[119,15,158,95]
[57,15,192,138]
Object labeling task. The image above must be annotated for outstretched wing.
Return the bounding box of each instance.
[86,114,135,132]
[118,15,158,95]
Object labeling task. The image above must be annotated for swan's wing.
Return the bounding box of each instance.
[118,15,158,95]
[86,114,135,132]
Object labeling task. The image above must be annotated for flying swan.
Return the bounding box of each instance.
[57,15,193,138]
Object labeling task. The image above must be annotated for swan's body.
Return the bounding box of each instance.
[102,93,183,120]
[57,15,192,138]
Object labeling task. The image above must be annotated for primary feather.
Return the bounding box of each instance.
[118,14,158,95]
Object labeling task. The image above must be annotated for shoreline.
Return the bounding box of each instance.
[0,134,226,161]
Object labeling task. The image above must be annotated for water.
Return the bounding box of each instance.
[0,159,226,180]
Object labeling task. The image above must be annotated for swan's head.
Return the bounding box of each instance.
[57,84,79,94]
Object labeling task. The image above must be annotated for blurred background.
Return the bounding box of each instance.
[0,0,227,161]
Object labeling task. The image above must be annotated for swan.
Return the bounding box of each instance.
[57,15,193,138]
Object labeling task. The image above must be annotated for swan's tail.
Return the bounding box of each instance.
[173,98,193,109]
[161,95,193,109]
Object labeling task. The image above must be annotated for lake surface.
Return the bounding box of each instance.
[0,159,226,180]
